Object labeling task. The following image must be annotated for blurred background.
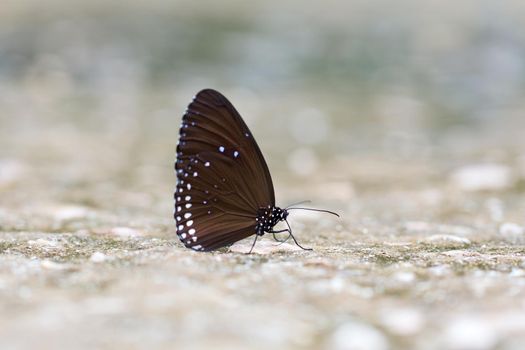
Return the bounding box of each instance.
[1,1,525,349]
[2,0,524,199]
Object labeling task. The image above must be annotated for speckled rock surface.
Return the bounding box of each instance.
[1,1,525,349]
[1,146,524,350]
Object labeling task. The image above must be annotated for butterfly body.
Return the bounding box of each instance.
[255,206,288,236]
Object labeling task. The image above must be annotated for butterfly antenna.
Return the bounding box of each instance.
[286,207,340,217]
[285,219,312,251]
[285,200,311,209]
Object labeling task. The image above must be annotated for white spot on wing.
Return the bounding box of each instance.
[204,162,210,167]
[189,228,196,235]
[219,146,225,153]
[234,151,239,157]
[185,203,192,209]
[185,195,191,201]
[193,172,198,177]
[186,220,193,227]
[184,213,192,219]
[187,183,191,190]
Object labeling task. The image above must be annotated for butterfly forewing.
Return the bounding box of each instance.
[175,89,275,251]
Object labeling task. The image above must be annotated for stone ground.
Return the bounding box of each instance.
[2,1,525,349]
[1,117,525,349]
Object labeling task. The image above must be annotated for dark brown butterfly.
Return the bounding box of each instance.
[174,89,338,252]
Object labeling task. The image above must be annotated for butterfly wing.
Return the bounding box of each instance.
[174,89,275,251]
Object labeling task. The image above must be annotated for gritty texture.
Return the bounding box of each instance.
[1,1,525,350]
[1,138,525,350]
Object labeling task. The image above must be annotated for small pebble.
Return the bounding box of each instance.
[421,234,471,248]
[40,260,67,270]
[450,164,514,191]
[509,268,525,277]
[428,265,452,276]
[27,238,61,248]
[327,321,389,350]
[90,252,107,263]
[443,316,497,350]
[442,250,480,259]
[109,227,143,237]
[379,308,424,336]
[393,271,416,283]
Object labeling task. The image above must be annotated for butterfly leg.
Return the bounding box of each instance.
[276,232,292,245]
[285,219,312,251]
[270,229,290,243]
[248,234,259,254]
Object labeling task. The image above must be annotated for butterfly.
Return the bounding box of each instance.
[174,89,338,252]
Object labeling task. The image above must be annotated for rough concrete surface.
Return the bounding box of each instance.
[1,1,525,349]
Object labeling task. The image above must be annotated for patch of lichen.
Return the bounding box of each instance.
[0,241,17,254]
[368,251,405,265]
[0,233,173,263]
